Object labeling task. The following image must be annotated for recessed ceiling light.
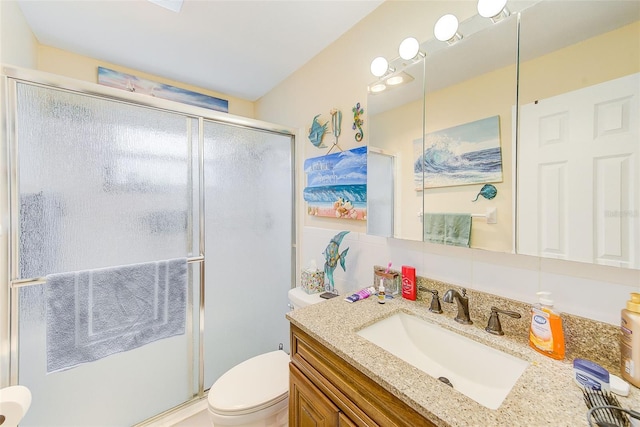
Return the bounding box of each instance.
[148,0,184,13]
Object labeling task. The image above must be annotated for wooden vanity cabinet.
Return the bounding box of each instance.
[289,324,437,427]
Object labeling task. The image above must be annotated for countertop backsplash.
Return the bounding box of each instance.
[373,265,621,372]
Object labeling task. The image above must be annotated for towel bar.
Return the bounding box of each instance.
[471,208,497,224]
[10,255,204,289]
[418,208,497,224]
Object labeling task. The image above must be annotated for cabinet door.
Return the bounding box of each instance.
[290,363,340,427]
[338,413,358,427]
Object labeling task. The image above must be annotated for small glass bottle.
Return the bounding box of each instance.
[378,279,386,304]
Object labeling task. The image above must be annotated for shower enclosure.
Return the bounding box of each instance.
[1,66,295,426]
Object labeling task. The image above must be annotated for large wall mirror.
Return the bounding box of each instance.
[517,1,640,269]
[368,3,521,248]
[367,0,640,270]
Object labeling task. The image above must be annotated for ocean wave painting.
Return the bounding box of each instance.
[414,116,503,189]
[98,67,228,113]
[304,146,367,220]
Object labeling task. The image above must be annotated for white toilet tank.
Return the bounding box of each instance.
[287,287,325,310]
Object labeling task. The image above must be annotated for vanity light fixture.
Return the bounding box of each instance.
[477,0,510,23]
[398,37,424,61]
[370,56,394,78]
[434,14,463,44]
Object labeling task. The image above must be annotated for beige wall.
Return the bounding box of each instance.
[0,0,37,68]
[256,1,479,238]
[37,45,256,118]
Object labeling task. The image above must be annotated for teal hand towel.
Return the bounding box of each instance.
[444,214,472,248]
[424,213,445,245]
[424,213,471,247]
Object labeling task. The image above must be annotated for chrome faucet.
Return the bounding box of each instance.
[442,288,473,325]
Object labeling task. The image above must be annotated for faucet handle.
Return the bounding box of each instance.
[485,306,521,335]
[419,286,443,314]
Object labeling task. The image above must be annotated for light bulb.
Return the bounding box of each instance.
[434,14,461,43]
[370,57,390,77]
[477,0,510,21]
[398,37,420,60]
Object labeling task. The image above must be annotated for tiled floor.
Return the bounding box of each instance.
[145,399,209,427]
[171,409,209,427]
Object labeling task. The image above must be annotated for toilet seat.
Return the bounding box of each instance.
[207,350,290,416]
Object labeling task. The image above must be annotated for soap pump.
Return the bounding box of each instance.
[621,293,640,387]
[529,291,565,360]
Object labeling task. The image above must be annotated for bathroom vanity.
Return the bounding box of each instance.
[287,294,640,427]
[290,324,434,426]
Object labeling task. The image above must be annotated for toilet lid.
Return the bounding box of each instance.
[208,350,290,416]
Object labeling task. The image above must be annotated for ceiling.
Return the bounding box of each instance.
[17,0,384,101]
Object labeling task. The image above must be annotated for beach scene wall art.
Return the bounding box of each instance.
[304,146,367,220]
[414,115,503,189]
[98,67,229,113]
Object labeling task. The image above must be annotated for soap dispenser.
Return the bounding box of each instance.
[621,293,640,387]
[529,291,565,360]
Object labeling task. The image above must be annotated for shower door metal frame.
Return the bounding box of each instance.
[1,65,296,411]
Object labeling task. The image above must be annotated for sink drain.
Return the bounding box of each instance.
[438,376,453,388]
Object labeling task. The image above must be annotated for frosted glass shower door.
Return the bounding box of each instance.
[12,82,199,426]
[203,121,294,388]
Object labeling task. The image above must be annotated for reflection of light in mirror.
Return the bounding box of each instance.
[434,14,463,44]
[477,0,510,23]
[368,71,415,94]
[386,75,404,85]
[369,83,387,93]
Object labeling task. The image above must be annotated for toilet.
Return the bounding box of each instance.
[206,287,325,427]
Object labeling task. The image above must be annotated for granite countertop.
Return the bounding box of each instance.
[286,294,640,427]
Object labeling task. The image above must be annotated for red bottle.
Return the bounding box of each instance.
[401,266,416,301]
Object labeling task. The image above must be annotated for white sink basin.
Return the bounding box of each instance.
[357,312,528,410]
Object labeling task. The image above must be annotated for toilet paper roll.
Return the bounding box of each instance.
[0,385,32,427]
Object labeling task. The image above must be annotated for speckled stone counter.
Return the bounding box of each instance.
[286,294,640,427]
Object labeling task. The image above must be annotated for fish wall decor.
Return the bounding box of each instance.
[323,231,350,291]
[472,183,498,202]
[308,114,329,148]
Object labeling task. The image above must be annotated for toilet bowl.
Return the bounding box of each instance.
[207,350,290,427]
[207,287,325,427]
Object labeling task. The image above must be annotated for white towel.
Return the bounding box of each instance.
[45,258,187,373]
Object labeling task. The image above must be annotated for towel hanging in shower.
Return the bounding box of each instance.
[45,258,187,373]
